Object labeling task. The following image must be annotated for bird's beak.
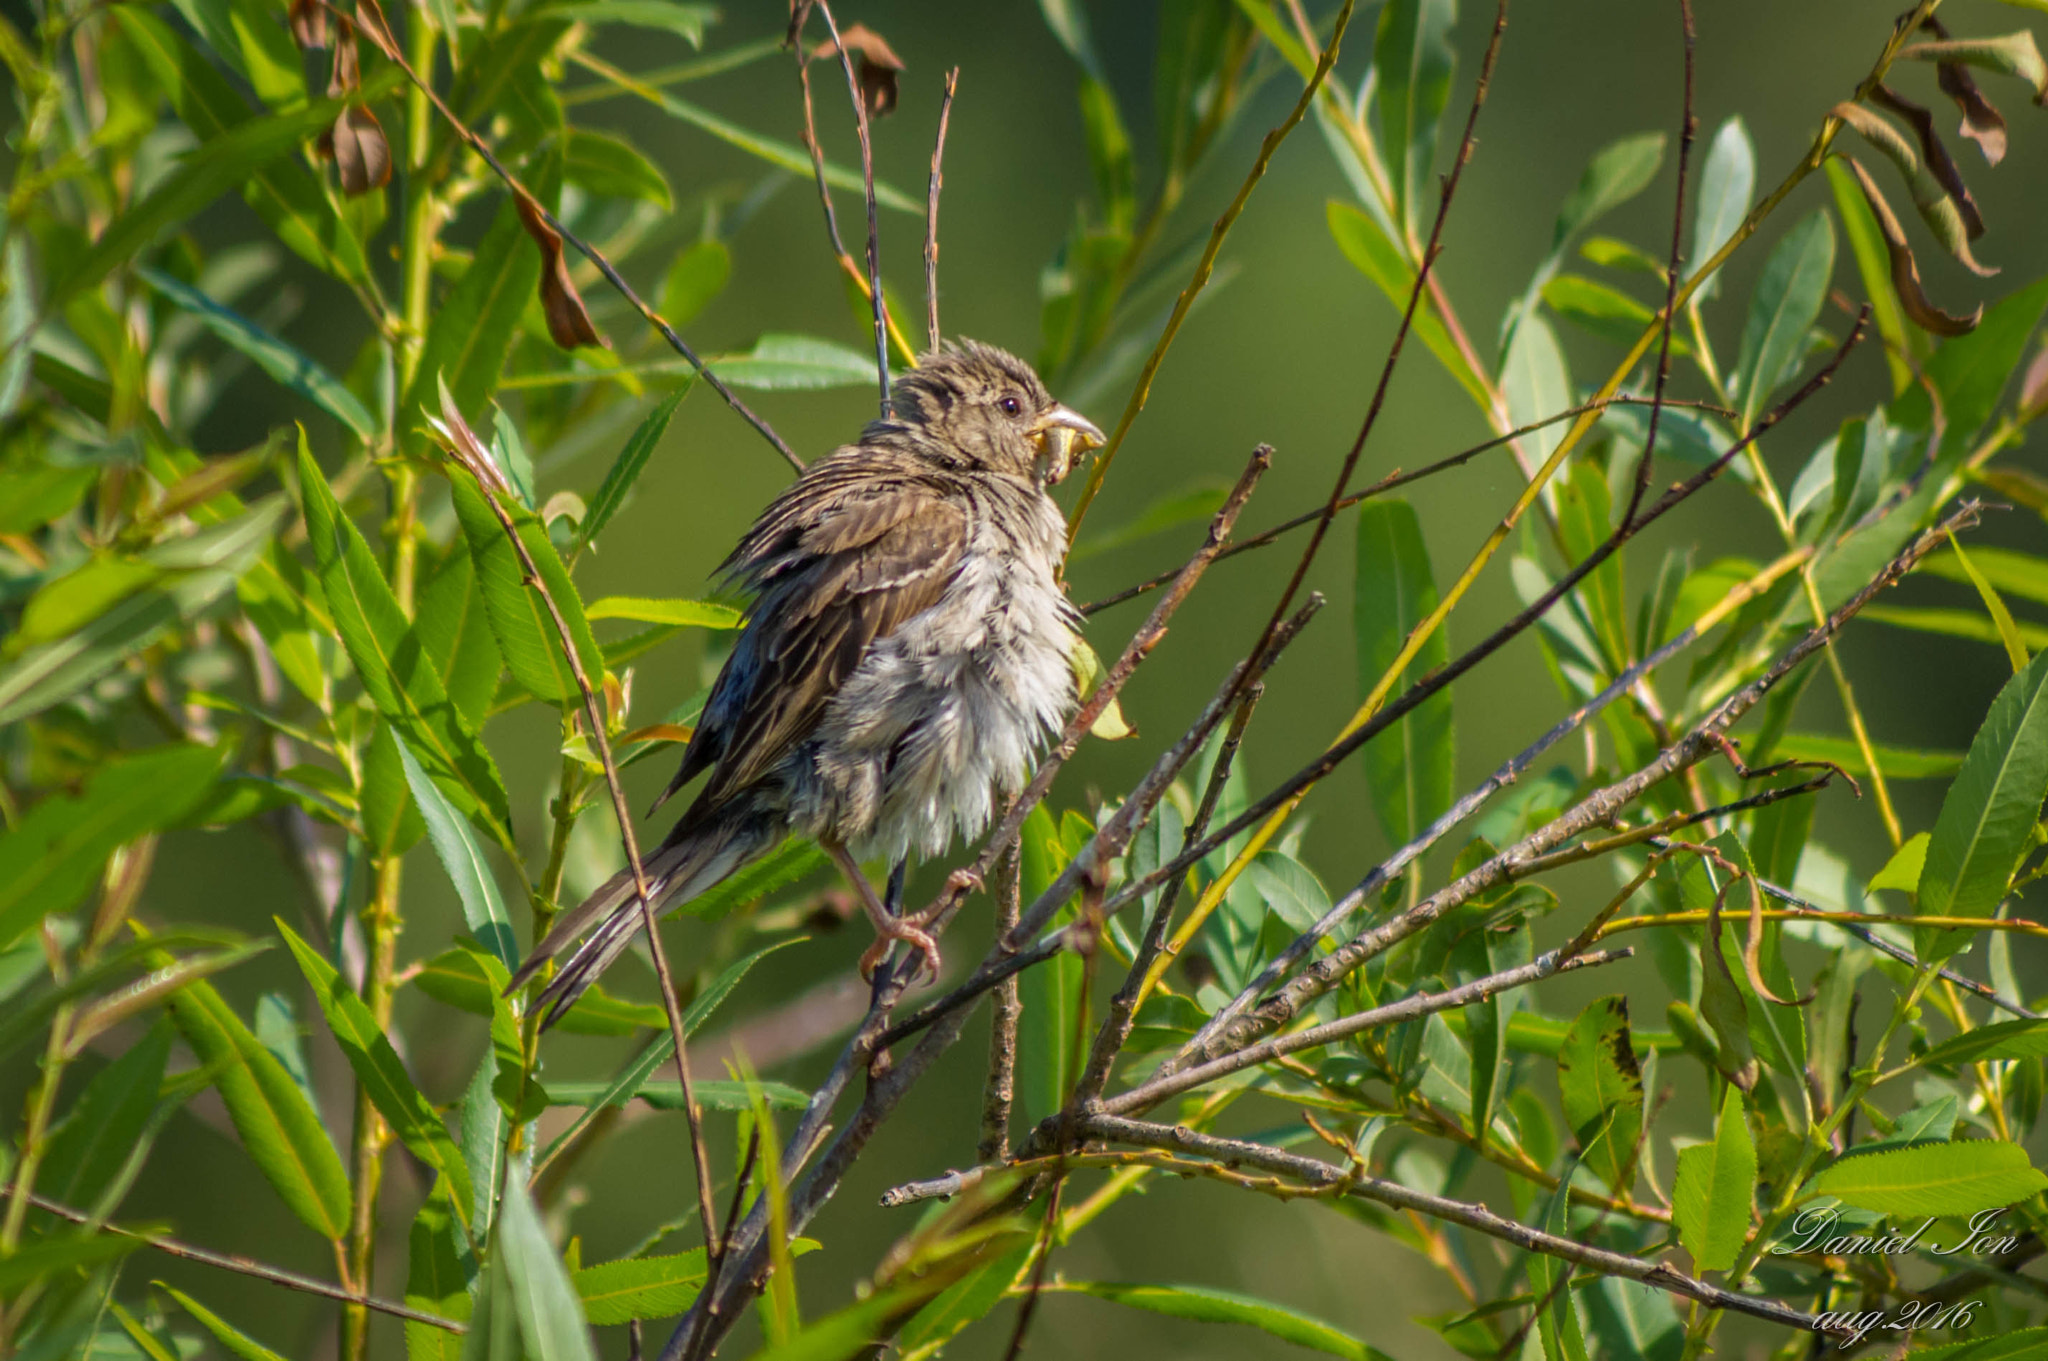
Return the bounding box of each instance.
[1027,405,1106,486]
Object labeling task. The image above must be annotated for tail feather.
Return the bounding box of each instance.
[508,806,779,1028]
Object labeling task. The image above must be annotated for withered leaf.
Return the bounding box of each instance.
[811,23,904,118]
[1835,102,1996,278]
[1870,85,1983,239]
[2021,344,2048,421]
[1839,154,1981,338]
[327,21,360,96]
[1902,33,2048,105]
[329,106,392,196]
[513,193,605,351]
[289,0,328,51]
[1938,61,2008,165]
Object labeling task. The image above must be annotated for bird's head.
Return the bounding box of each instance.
[879,339,1105,487]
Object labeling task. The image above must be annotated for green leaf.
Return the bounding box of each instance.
[1070,480,1231,563]
[1553,132,1666,255]
[451,478,605,707]
[1529,1165,1592,1361]
[577,385,690,555]
[1671,1084,1756,1272]
[0,743,223,952]
[534,0,713,44]
[162,1288,287,1361]
[409,197,542,433]
[299,438,513,841]
[1947,535,2030,671]
[1891,273,2048,457]
[137,266,374,438]
[1503,312,1573,466]
[1917,649,2048,961]
[1824,156,1913,396]
[1373,0,1457,235]
[1046,1282,1392,1360]
[660,238,732,329]
[564,127,673,208]
[40,1023,172,1213]
[1863,604,2048,652]
[1355,500,1453,847]
[585,596,742,629]
[0,1231,142,1296]
[1918,1017,2048,1069]
[1922,544,2048,608]
[1733,210,1836,429]
[1019,805,1087,1123]
[408,1185,472,1361]
[1805,1140,2048,1217]
[494,1173,598,1361]
[1774,735,1963,781]
[545,1078,807,1111]
[708,334,880,390]
[1556,996,1644,1195]
[414,947,663,1035]
[415,544,503,732]
[162,970,350,1240]
[278,919,474,1228]
[395,737,518,971]
[899,1244,1032,1359]
[642,88,920,214]
[571,1252,709,1324]
[1325,203,1491,410]
[49,92,352,311]
[1691,116,1755,300]
[1542,274,1691,354]
[1902,1328,2048,1361]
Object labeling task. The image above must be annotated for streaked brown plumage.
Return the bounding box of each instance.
[512,340,1104,1023]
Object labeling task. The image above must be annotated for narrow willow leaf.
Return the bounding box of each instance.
[1870,831,1933,893]
[278,919,474,1227]
[0,1233,142,1297]
[1069,480,1231,562]
[645,87,920,213]
[585,596,742,629]
[571,1252,710,1324]
[1373,0,1457,235]
[1325,200,1490,407]
[39,1024,171,1213]
[458,1056,506,1241]
[451,478,604,707]
[1902,1328,2048,1361]
[415,545,502,731]
[1917,649,2048,962]
[658,240,732,334]
[1805,1140,2048,1216]
[1355,501,1453,847]
[1947,535,2030,671]
[1553,132,1667,255]
[1863,604,2048,651]
[0,743,223,952]
[1833,155,1981,343]
[899,1243,1033,1360]
[1045,1282,1392,1360]
[414,945,666,1035]
[1503,312,1573,465]
[1019,806,1086,1123]
[407,1184,472,1361]
[298,436,513,841]
[576,385,689,555]
[1918,1017,2048,1069]
[1902,33,2048,101]
[1542,274,1692,355]
[1557,996,1644,1195]
[162,970,350,1240]
[1891,273,2048,457]
[1692,117,1755,299]
[708,333,880,389]
[1833,102,1995,279]
[395,736,518,970]
[1733,211,1835,428]
[137,267,374,437]
[495,1173,598,1361]
[1922,543,2048,607]
[163,1288,288,1361]
[544,1078,807,1110]
[1672,1084,1756,1272]
[563,127,674,207]
[1530,1165,1592,1361]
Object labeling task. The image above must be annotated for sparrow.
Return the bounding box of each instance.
[512,340,1105,1024]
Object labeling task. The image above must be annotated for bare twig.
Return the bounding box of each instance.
[16,1191,462,1333]
[435,415,720,1292]
[346,0,803,472]
[1081,1116,1841,1337]
[1064,0,1361,541]
[815,0,890,415]
[978,845,1022,1164]
[926,69,959,351]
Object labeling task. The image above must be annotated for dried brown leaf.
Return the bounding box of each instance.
[1902,33,2048,104]
[2022,344,2048,421]
[327,22,360,96]
[329,105,392,196]
[1972,465,2048,509]
[513,194,605,350]
[1839,154,1981,338]
[432,381,513,498]
[1938,61,2008,165]
[1835,102,1997,278]
[811,23,904,118]
[1871,85,1983,239]
[289,0,328,51]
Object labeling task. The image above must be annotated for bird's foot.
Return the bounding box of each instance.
[859,918,942,984]
[945,865,985,898]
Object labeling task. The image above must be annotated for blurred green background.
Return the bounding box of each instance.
[23,0,2048,1356]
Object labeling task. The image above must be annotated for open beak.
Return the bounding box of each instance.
[1027,405,1106,485]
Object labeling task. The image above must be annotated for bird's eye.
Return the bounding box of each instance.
[999,395,1023,417]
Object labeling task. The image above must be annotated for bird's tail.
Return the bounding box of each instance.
[509,804,779,1029]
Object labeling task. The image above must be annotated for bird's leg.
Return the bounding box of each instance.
[822,841,940,982]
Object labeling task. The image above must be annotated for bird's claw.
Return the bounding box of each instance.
[859,920,942,984]
[945,865,985,897]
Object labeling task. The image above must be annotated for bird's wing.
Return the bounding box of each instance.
[657,483,968,818]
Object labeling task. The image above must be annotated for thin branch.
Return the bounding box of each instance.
[347,0,803,472]
[1064,0,1361,542]
[1095,946,1632,1119]
[16,1191,462,1333]
[814,0,890,415]
[978,845,1022,1164]
[1081,1116,1841,1337]
[1079,396,1736,617]
[926,69,959,351]
[434,414,721,1286]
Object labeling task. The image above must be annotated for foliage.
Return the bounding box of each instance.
[6,2,2048,1361]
